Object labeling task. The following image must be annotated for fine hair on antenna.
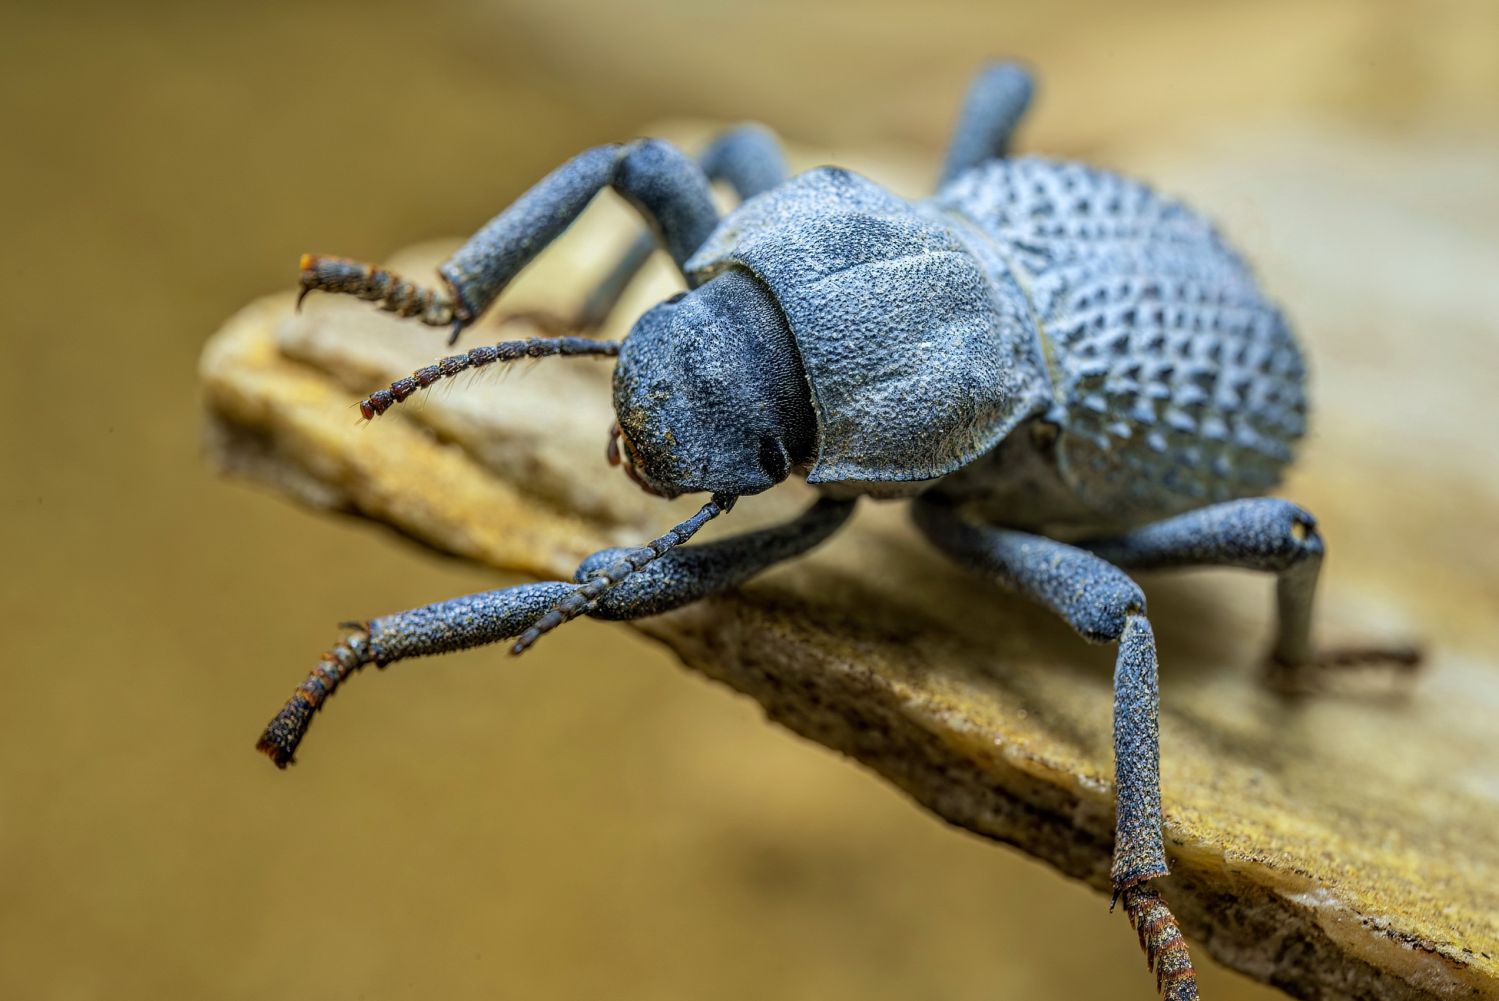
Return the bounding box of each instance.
[358,337,622,419]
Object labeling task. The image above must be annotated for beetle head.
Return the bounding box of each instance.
[611,268,815,499]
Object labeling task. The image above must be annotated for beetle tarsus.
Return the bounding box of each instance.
[256,625,374,767]
[1121,883,1199,1001]
[296,253,459,328]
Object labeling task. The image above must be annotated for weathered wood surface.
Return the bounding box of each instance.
[200,131,1499,1001]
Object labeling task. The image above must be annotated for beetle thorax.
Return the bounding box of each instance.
[687,167,1052,494]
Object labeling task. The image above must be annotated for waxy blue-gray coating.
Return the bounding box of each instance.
[940,61,1034,187]
[930,157,1306,525]
[682,152,1303,525]
[363,498,853,663]
[440,141,719,331]
[268,64,1395,1001]
[577,125,789,331]
[915,497,1147,644]
[1080,497,1324,666]
[612,268,815,498]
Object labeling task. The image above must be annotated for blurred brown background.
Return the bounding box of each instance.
[2,2,1495,999]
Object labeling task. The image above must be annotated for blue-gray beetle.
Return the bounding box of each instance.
[267,62,1415,1001]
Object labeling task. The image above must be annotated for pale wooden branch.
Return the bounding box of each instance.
[200,135,1499,1001]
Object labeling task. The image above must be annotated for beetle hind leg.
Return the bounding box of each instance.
[1113,614,1199,1000]
[1078,497,1422,693]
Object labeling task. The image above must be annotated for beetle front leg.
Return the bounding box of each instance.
[298,139,720,343]
[913,499,1198,1001]
[1078,498,1421,691]
[256,582,570,767]
[258,497,855,767]
[502,124,790,336]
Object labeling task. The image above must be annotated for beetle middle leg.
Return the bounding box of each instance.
[298,139,721,344]
[258,497,855,768]
[1077,498,1421,691]
[913,497,1199,1001]
[501,123,790,336]
[938,60,1036,188]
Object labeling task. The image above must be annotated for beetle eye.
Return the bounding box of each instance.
[758,435,791,482]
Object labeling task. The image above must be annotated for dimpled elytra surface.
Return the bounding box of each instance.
[933,157,1308,522]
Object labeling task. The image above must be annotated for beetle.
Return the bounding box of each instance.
[261,62,1415,1001]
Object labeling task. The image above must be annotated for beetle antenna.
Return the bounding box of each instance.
[298,254,462,335]
[510,493,738,654]
[358,337,622,419]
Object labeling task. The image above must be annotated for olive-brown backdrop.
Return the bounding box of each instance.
[3,2,1495,999]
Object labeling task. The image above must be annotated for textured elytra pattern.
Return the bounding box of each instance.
[932,157,1307,523]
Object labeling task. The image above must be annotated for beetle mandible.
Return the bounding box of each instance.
[262,62,1415,1001]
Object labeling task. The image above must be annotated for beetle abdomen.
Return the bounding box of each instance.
[931,157,1307,525]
